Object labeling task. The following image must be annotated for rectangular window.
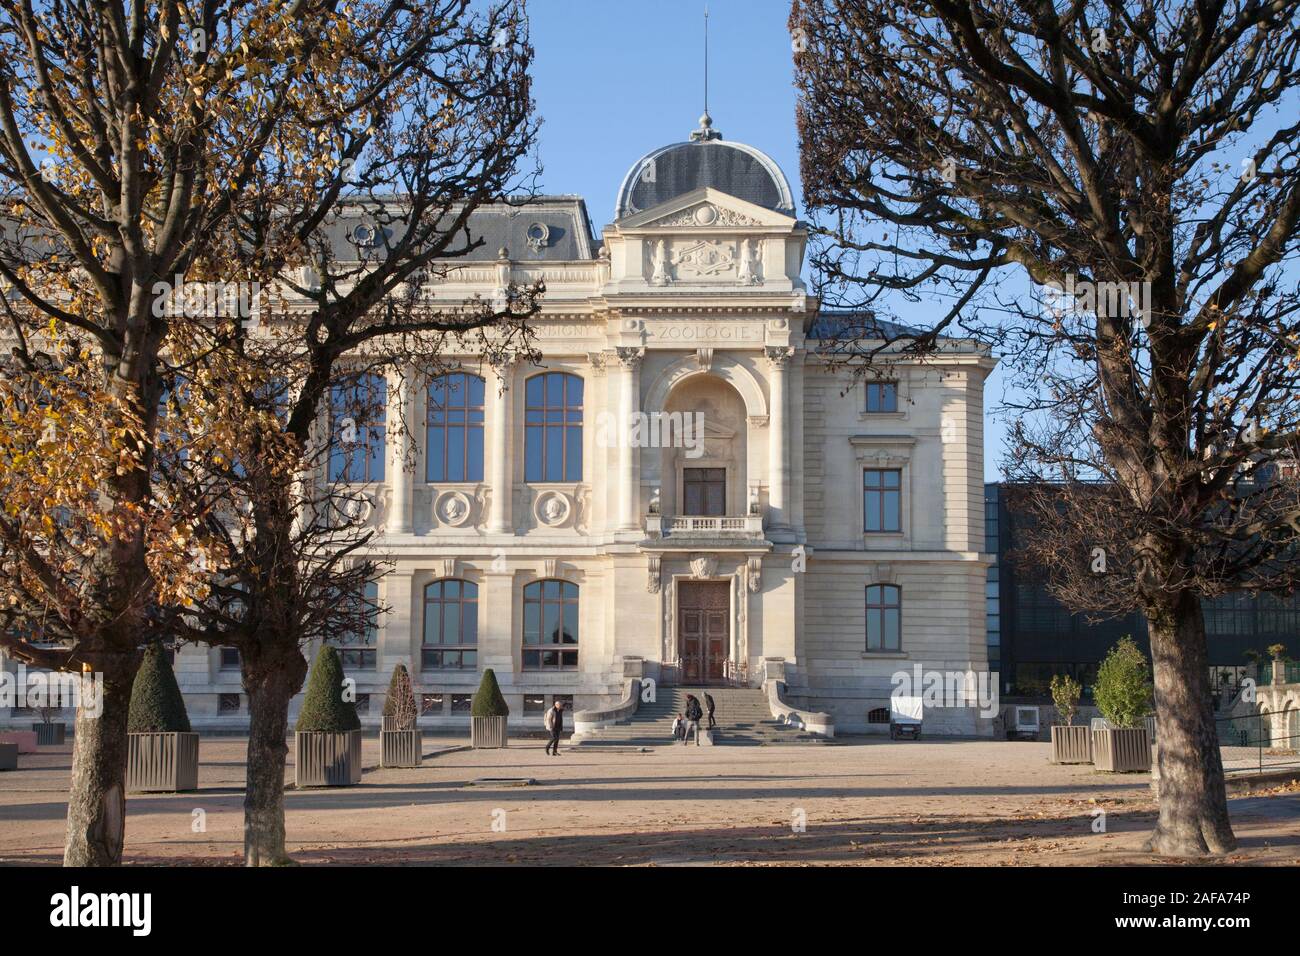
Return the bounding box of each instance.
[522,579,579,670]
[523,694,546,714]
[451,694,473,714]
[865,381,898,413]
[421,693,444,715]
[328,374,387,483]
[866,584,902,652]
[422,579,478,670]
[219,693,241,714]
[334,581,379,670]
[427,373,486,482]
[219,647,241,671]
[863,469,902,532]
[683,467,726,516]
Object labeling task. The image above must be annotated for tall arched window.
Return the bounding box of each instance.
[866,584,902,652]
[522,579,579,669]
[427,373,485,482]
[524,372,583,482]
[329,373,386,482]
[422,579,478,670]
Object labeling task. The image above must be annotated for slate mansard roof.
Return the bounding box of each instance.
[310,117,797,264]
[806,311,928,342]
[324,195,601,263]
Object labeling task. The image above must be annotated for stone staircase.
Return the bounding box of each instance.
[572,686,830,748]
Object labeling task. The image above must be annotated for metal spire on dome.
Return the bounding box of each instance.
[690,5,722,142]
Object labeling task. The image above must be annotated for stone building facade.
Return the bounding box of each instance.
[4,118,997,736]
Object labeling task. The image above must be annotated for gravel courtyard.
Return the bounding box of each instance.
[2,736,1297,866]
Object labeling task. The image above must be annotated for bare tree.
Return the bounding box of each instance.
[0,0,357,865]
[158,0,541,865]
[792,0,1300,856]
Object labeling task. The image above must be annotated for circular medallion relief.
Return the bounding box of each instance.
[436,490,473,527]
[694,204,719,226]
[533,491,572,527]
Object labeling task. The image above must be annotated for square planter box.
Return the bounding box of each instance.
[1093,727,1152,772]
[33,723,66,746]
[295,730,362,787]
[471,716,508,749]
[0,731,38,753]
[381,729,423,768]
[1050,725,1093,764]
[0,743,16,771]
[127,732,200,793]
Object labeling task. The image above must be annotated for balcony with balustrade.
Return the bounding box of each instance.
[644,513,765,538]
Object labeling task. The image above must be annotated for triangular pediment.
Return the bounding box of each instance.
[618,187,796,230]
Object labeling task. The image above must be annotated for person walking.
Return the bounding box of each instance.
[544,699,565,756]
[704,691,716,729]
[671,712,685,742]
[684,693,703,745]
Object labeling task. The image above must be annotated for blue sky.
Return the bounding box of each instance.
[528,0,803,228]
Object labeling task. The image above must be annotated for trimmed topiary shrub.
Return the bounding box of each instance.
[296,645,361,733]
[382,663,418,731]
[1094,636,1153,729]
[128,642,192,733]
[470,668,510,718]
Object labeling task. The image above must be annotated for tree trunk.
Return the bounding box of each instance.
[63,653,136,866]
[241,643,308,867]
[1144,590,1237,856]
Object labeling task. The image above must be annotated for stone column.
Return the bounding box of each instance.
[487,361,513,534]
[766,347,792,531]
[616,347,644,531]
[790,352,806,539]
[387,365,416,534]
[381,570,416,671]
[479,569,516,675]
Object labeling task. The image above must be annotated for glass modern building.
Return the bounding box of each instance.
[985,482,1300,699]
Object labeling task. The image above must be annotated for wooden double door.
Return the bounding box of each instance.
[678,581,730,684]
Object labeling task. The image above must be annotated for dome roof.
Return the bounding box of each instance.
[615,114,795,220]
